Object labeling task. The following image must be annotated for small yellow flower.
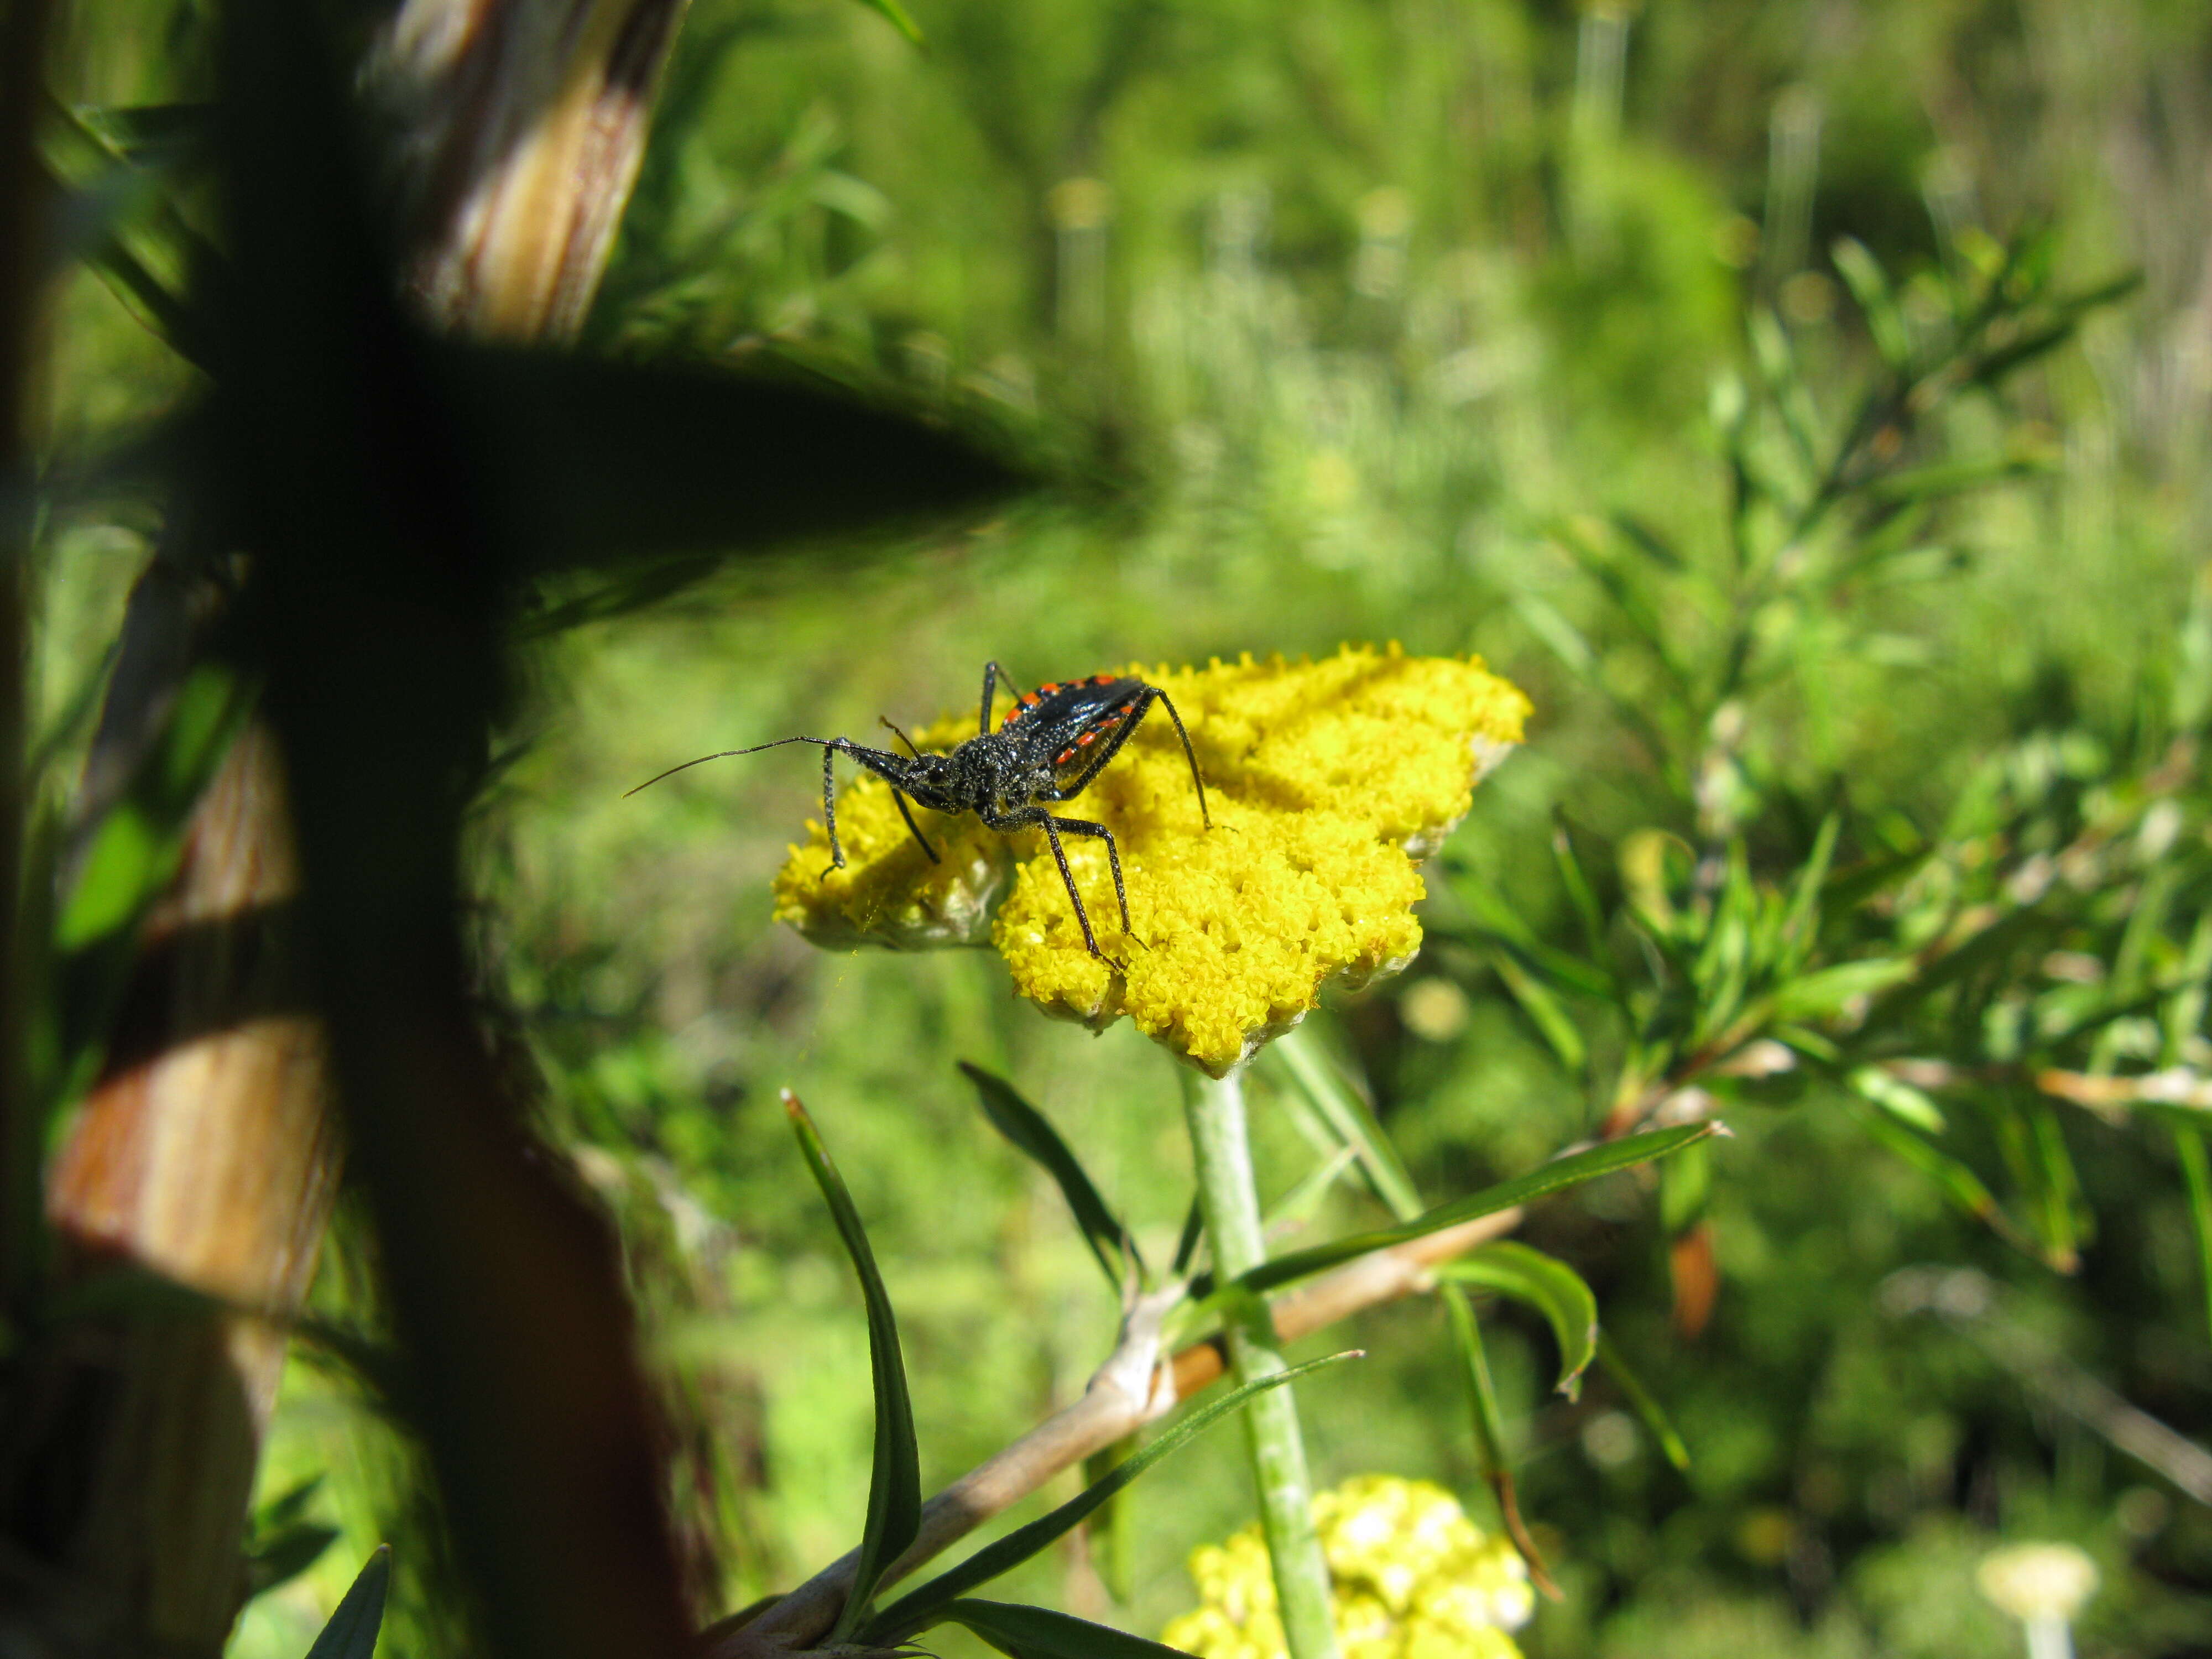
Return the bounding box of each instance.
[773,645,1528,1075]
[1163,1475,1533,1659]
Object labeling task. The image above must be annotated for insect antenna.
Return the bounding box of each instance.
[879,716,925,758]
[623,735,837,797]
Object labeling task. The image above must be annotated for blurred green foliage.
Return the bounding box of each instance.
[32,0,2212,1656]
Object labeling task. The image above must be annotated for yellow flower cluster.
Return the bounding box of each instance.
[771,645,1528,1075]
[1162,1476,1535,1659]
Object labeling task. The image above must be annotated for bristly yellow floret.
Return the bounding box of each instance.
[772,645,1529,1075]
[1162,1475,1535,1659]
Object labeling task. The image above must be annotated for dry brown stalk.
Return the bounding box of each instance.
[2,5,693,1652]
[18,727,333,1652]
[379,0,693,339]
[709,1208,1523,1658]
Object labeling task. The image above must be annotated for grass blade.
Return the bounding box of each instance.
[941,1599,1193,1658]
[1594,1334,1691,1472]
[1440,1241,1600,1399]
[1171,1197,1204,1276]
[1846,1100,2032,1255]
[1272,1029,1421,1218]
[786,1092,920,1642]
[2177,1128,2212,1352]
[304,1546,390,1659]
[961,1062,1142,1287]
[1237,1124,1721,1298]
[1442,1288,1555,1596]
[849,0,925,44]
[1484,943,1589,1072]
[1080,1435,1136,1603]
[864,1353,1358,1644]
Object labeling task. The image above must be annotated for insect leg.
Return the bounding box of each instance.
[1042,815,1134,940]
[1150,688,1212,828]
[818,743,845,879]
[995,808,1109,962]
[1051,687,1209,831]
[889,789,941,863]
[979,660,1003,734]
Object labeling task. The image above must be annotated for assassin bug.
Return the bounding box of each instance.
[628,662,1212,963]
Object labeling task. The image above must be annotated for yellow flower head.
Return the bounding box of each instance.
[1163,1475,1534,1659]
[772,645,1528,1075]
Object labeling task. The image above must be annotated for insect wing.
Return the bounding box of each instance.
[1058,693,1147,783]
[999,674,1137,735]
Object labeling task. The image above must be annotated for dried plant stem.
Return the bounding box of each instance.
[712,1206,1521,1657]
[1180,1066,1341,1659]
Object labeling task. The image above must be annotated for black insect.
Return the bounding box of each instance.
[628,662,1211,962]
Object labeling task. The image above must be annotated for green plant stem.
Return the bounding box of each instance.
[1182,1066,1341,1659]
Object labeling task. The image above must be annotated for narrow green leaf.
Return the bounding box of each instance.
[1832,236,1912,368]
[2025,1097,2089,1270]
[1081,1436,1136,1603]
[1265,1144,1360,1235]
[1846,1101,2031,1254]
[1553,520,1678,671]
[864,1354,1357,1643]
[303,1546,390,1659]
[2050,269,2143,317]
[1966,320,2080,389]
[40,1263,225,1327]
[1750,307,1820,474]
[86,237,213,368]
[1689,843,1757,1037]
[1439,1241,1600,1399]
[56,660,253,951]
[68,100,213,161]
[1770,958,1914,1021]
[1862,454,2047,508]
[55,806,167,951]
[2161,914,2212,1065]
[2175,1128,2212,1352]
[941,1599,1193,1659]
[960,1062,1141,1288]
[1272,1030,1421,1219]
[786,1093,920,1644]
[1442,865,1614,998]
[1171,1198,1204,1276]
[849,0,925,44]
[1484,944,1588,1072]
[248,1522,340,1597]
[1609,512,1687,571]
[1594,1334,1691,1472]
[1511,590,1598,676]
[1237,1124,1721,1298]
[1442,1285,1509,1471]
[1658,1139,1712,1239]
[1848,1066,1948,1135]
[253,1473,326,1533]
[1777,810,1842,973]
[1865,910,2049,1031]
[1551,812,1613,967]
[1821,843,1933,919]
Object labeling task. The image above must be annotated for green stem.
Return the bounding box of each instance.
[1182,1066,1341,1659]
